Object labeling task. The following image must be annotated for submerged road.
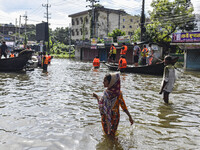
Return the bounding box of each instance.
[0,58,200,150]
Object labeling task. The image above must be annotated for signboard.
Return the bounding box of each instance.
[172,32,200,43]
[6,41,14,47]
[36,22,49,41]
[104,37,113,45]
[91,38,97,49]
[4,37,11,41]
[117,36,130,45]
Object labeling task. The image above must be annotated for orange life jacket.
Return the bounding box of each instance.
[10,54,15,58]
[120,45,128,55]
[43,55,49,65]
[48,55,51,63]
[118,58,127,69]
[93,58,100,67]
[141,48,149,57]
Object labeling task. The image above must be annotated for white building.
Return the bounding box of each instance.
[68,7,140,41]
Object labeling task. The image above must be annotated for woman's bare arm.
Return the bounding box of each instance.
[93,93,100,103]
[124,109,134,125]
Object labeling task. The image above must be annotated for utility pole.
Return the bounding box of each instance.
[15,18,17,45]
[23,12,28,48]
[18,15,21,43]
[86,0,99,38]
[140,0,146,42]
[42,0,51,52]
[68,23,72,58]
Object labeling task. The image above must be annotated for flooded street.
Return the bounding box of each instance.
[0,58,200,150]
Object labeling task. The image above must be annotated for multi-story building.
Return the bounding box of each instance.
[0,23,36,41]
[68,7,140,41]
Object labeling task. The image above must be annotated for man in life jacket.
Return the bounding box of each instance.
[9,51,15,58]
[141,45,149,65]
[93,56,100,69]
[42,52,49,71]
[109,44,117,63]
[118,55,127,70]
[120,43,128,57]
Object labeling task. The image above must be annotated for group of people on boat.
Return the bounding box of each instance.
[0,41,35,59]
[93,43,129,70]
[93,42,156,70]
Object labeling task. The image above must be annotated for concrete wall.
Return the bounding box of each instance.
[120,15,140,35]
[97,11,119,38]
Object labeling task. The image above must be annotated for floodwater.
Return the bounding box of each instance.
[0,59,200,150]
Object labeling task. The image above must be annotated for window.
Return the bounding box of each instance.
[130,19,133,22]
[123,18,125,22]
[130,25,132,28]
[72,19,75,25]
[76,18,79,25]
[80,28,83,35]
[76,29,79,35]
[85,17,88,24]
[85,28,88,35]
[123,25,125,28]
[128,32,133,35]
[80,17,83,24]
[72,30,75,36]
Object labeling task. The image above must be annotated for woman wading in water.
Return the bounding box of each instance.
[93,73,134,136]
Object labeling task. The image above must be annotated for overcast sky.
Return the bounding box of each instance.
[0,0,199,30]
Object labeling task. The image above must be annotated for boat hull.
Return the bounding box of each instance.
[104,63,165,76]
[0,50,33,72]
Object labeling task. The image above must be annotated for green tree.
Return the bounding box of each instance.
[52,27,69,45]
[145,0,195,45]
[132,28,141,43]
[108,29,126,42]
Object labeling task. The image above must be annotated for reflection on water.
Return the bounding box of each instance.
[0,59,200,150]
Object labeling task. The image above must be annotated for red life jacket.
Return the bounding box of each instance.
[10,54,15,58]
[43,55,49,65]
[118,58,127,69]
[93,58,100,67]
[48,55,51,63]
[120,45,128,55]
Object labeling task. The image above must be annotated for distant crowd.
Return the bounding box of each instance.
[93,42,160,70]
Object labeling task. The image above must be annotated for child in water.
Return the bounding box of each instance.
[159,55,176,103]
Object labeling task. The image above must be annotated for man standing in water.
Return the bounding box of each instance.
[42,52,49,72]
